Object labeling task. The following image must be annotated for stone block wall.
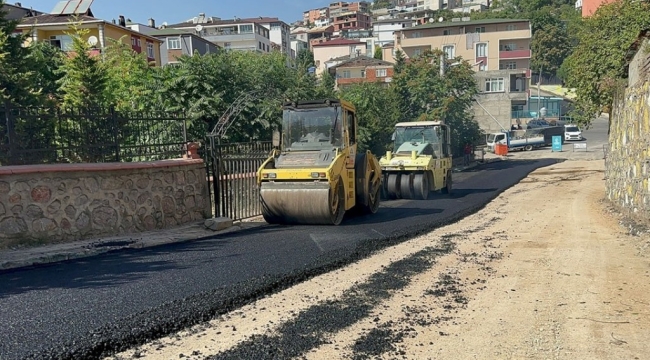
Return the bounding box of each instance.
[606,81,650,217]
[0,159,210,248]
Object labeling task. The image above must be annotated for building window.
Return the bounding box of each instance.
[475,27,485,33]
[49,35,72,51]
[485,78,505,92]
[476,43,487,57]
[361,70,366,78]
[167,37,181,50]
[342,70,351,78]
[414,48,421,57]
[146,42,154,58]
[137,39,141,47]
[443,29,450,35]
[412,31,421,38]
[502,43,517,51]
[506,24,517,31]
[240,24,253,33]
[224,42,231,50]
[443,45,455,59]
[499,61,517,70]
[376,68,387,77]
[259,41,262,49]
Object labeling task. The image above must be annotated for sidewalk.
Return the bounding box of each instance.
[0,159,501,272]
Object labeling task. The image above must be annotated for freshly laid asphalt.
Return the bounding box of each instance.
[0,158,558,360]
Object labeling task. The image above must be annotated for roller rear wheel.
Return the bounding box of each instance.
[387,173,400,199]
[400,174,413,199]
[413,173,430,200]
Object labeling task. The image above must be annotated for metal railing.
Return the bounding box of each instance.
[205,140,274,221]
[0,104,189,166]
[511,110,561,119]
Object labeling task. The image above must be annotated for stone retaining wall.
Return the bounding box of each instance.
[0,159,210,248]
[606,81,650,218]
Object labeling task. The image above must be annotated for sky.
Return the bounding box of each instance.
[20,0,347,25]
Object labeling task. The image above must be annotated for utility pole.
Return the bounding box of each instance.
[537,65,542,118]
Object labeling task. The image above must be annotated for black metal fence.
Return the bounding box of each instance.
[205,139,273,221]
[0,103,190,165]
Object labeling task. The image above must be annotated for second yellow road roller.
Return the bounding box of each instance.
[256,99,382,225]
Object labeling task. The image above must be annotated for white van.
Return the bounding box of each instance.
[564,124,583,141]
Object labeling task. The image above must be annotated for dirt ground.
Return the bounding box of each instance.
[111,159,650,360]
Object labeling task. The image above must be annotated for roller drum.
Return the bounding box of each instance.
[260,181,343,225]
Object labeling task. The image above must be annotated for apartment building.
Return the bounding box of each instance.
[328,55,394,89]
[255,17,293,58]
[373,18,412,47]
[329,1,371,18]
[415,0,459,11]
[332,11,372,32]
[390,18,533,132]
[312,38,366,75]
[168,14,272,53]
[303,7,329,24]
[151,28,220,66]
[2,1,45,20]
[17,1,162,66]
[578,0,616,17]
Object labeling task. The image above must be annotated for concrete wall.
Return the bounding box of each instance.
[606,81,650,218]
[0,159,209,248]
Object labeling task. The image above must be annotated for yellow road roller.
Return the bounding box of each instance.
[256,99,382,225]
[379,121,453,200]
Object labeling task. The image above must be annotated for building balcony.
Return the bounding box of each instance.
[202,33,256,43]
[499,49,531,59]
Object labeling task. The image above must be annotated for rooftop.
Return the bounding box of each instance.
[312,38,364,47]
[331,55,394,68]
[168,16,285,28]
[403,18,529,31]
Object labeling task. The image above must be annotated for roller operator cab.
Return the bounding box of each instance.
[379,121,453,200]
[257,99,383,225]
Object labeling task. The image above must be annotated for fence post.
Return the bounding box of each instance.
[4,101,17,165]
[111,106,120,162]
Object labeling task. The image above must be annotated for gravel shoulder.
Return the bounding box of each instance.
[110,159,650,360]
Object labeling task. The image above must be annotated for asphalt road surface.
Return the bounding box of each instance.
[0,158,557,360]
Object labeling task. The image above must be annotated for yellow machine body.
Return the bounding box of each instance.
[257,99,382,225]
[378,121,454,200]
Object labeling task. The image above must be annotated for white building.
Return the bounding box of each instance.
[372,18,412,47]
[314,18,332,27]
[126,18,158,35]
[169,14,272,53]
[255,17,293,58]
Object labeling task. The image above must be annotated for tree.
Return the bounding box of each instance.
[26,41,64,105]
[296,48,315,70]
[339,82,401,154]
[0,0,38,105]
[391,49,480,152]
[56,20,110,109]
[393,49,406,74]
[316,70,336,98]
[373,45,383,60]
[530,23,571,77]
[103,36,155,112]
[561,0,650,125]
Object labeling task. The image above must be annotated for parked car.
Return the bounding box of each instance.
[526,119,551,129]
[564,124,583,141]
